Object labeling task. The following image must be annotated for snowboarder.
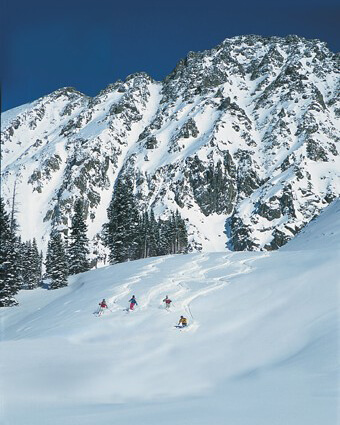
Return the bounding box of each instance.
[163,295,172,309]
[129,295,138,310]
[178,315,187,328]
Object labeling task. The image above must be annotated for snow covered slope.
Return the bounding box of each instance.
[1,200,338,425]
[282,197,340,251]
[1,35,339,256]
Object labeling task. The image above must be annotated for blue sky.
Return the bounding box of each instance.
[1,0,339,111]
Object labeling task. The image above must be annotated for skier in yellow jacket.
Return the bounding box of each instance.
[178,316,188,327]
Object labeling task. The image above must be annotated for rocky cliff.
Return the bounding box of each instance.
[1,35,339,257]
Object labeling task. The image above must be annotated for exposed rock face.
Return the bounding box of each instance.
[1,35,339,255]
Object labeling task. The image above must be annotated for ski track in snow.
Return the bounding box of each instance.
[2,252,268,342]
[172,252,271,330]
[106,256,167,309]
[95,251,272,333]
[1,201,339,425]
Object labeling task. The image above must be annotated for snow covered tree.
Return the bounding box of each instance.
[0,197,21,306]
[68,199,90,275]
[45,231,68,289]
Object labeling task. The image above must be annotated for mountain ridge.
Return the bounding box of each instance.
[1,34,339,259]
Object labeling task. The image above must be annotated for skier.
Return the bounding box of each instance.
[163,295,172,309]
[97,299,108,315]
[129,295,138,310]
[178,315,188,328]
[99,298,107,308]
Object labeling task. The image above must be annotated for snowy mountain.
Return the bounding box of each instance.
[1,35,339,256]
[1,198,339,425]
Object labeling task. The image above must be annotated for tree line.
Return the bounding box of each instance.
[0,180,188,306]
[102,177,188,263]
[0,197,90,305]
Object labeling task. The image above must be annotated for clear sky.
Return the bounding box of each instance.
[1,0,339,111]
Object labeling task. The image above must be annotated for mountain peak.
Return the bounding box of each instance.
[1,35,339,258]
[125,71,155,83]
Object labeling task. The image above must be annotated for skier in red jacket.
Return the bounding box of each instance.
[98,299,108,315]
[163,295,172,309]
[99,299,107,309]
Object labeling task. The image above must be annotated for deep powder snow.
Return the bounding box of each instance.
[0,200,339,424]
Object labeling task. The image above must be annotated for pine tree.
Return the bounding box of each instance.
[103,177,140,263]
[129,209,160,260]
[148,209,159,257]
[103,179,189,263]
[157,218,168,256]
[68,199,90,275]
[169,213,178,254]
[139,211,150,258]
[157,211,188,255]
[0,197,21,306]
[45,231,68,289]
[16,236,25,288]
[29,239,41,288]
[161,215,176,254]
[21,240,31,287]
[38,250,43,284]
[174,210,188,253]
[20,239,41,289]
[126,189,140,261]
[45,238,53,278]
[31,238,41,282]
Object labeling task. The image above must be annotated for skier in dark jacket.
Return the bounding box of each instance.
[129,295,138,310]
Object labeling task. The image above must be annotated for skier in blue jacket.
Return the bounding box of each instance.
[129,295,138,310]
